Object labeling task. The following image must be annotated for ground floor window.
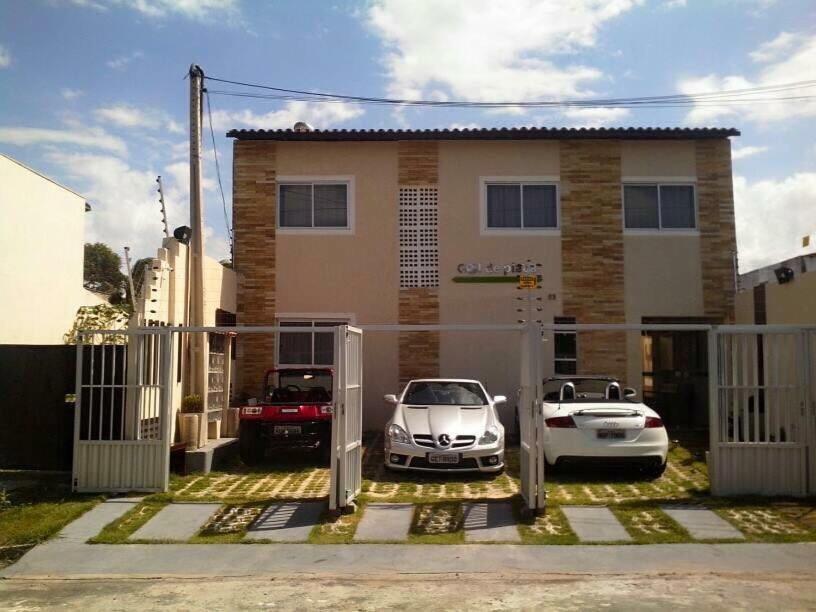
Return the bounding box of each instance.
[277,319,347,366]
[554,316,577,375]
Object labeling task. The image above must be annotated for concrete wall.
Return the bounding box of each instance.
[735,267,816,325]
[0,155,89,344]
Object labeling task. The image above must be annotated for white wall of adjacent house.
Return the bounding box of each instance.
[0,154,90,345]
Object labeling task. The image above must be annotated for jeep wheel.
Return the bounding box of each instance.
[239,421,264,465]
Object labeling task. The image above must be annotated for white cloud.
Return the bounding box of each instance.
[560,106,631,127]
[448,122,481,130]
[735,172,816,272]
[731,145,768,160]
[106,50,144,70]
[663,0,687,8]
[0,44,10,68]
[45,152,227,261]
[61,88,84,100]
[0,125,127,155]
[210,100,364,131]
[366,0,641,110]
[94,104,185,135]
[678,31,816,124]
[69,0,240,22]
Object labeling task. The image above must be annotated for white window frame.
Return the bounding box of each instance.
[621,177,699,235]
[276,176,355,235]
[275,313,355,368]
[480,176,561,236]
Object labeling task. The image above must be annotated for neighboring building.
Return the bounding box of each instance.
[228,127,739,430]
[736,253,816,325]
[0,153,94,344]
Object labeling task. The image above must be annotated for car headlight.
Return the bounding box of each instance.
[387,423,409,444]
[479,425,500,445]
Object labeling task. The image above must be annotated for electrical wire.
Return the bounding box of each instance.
[203,74,816,110]
[204,90,233,254]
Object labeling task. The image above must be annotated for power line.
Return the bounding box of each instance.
[204,89,233,255]
[203,74,816,110]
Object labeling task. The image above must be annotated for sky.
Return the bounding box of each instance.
[1,0,814,273]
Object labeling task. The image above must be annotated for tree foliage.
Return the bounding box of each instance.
[63,304,131,345]
[84,242,126,299]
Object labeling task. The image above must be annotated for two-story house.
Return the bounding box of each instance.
[228,127,738,430]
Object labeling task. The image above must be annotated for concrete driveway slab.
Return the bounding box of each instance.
[463,502,520,542]
[130,503,221,542]
[662,507,746,540]
[244,502,325,542]
[562,506,632,542]
[354,503,413,542]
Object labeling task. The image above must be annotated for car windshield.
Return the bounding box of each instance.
[265,370,332,404]
[402,381,487,406]
[542,378,620,402]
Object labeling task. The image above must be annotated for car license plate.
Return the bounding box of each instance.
[280,408,299,413]
[274,425,301,435]
[597,429,625,440]
[427,453,460,464]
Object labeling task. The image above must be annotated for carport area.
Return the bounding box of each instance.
[70,323,816,545]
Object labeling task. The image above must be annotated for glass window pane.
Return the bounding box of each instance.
[313,332,334,365]
[279,332,312,364]
[279,184,312,227]
[522,185,557,228]
[624,185,659,229]
[660,185,695,228]
[555,360,577,375]
[554,332,577,359]
[313,184,348,227]
[486,184,521,228]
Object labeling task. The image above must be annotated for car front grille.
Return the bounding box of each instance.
[452,435,476,448]
[413,434,435,448]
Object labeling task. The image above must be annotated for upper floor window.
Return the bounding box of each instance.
[623,183,696,230]
[278,320,347,366]
[278,180,351,230]
[483,180,558,232]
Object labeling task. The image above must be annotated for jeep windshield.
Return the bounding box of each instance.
[402,381,487,406]
[265,370,332,404]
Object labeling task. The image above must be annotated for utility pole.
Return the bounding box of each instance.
[188,64,209,438]
[123,246,137,315]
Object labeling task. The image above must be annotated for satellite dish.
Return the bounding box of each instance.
[293,121,313,133]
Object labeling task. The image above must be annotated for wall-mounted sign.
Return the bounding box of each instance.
[456,262,539,275]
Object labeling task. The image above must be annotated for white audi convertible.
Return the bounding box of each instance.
[539,376,669,478]
[384,379,506,473]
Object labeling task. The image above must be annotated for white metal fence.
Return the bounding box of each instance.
[72,328,172,492]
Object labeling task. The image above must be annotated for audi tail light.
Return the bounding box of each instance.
[644,416,664,428]
[545,415,577,428]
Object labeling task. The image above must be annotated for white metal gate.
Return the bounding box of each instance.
[72,328,173,492]
[709,327,812,496]
[519,322,546,513]
[330,325,364,511]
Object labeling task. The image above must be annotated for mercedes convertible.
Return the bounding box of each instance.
[539,376,669,478]
[384,379,506,473]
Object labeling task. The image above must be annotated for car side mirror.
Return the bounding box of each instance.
[493,395,507,404]
[384,394,398,404]
[624,388,637,399]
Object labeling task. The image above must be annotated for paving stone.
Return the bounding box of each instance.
[130,503,221,541]
[60,500,140,542]
[662,506,745,540]
[353,503,413,542]
[561,506,632,542]
[463,502,520,542]
[244,502,325,542]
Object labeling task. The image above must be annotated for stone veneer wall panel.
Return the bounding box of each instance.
[560,140,626,381]
[232,140,277,396]
[398,141,439,383]
[696,139,736,323]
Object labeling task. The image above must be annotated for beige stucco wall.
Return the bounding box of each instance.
[275,142,401,430]
[0,155,89,344]
[736,269,816,325]
[621,140,697,177]
[436,141,561,427]
[735,290,754,324]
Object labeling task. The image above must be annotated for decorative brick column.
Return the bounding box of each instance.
[232,140,277,397]
[398,141,440,385]
[560,140,627,382]
[697,139,737,323]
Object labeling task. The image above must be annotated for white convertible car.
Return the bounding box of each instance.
[384,379,506,473]
[539,376,669,478]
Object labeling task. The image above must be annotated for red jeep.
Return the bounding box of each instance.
[238,368,334,465]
